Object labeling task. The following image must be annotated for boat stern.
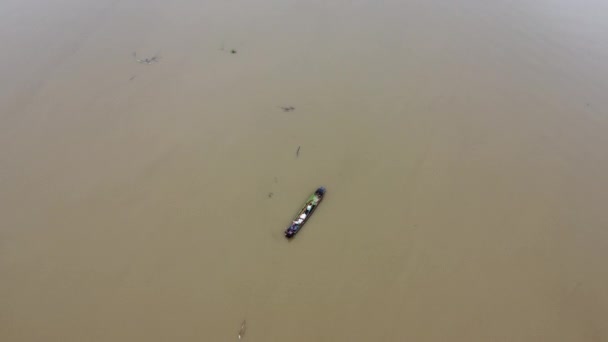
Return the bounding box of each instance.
[285,224,299,238]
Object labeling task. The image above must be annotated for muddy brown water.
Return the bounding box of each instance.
[2,0,608,341]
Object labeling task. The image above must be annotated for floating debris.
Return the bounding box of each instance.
[296,146,301,157]
[220,43,238,55]
[238,320,246,340]
[279,106,295,112]
[129,75,136,81]
[268,192,274,198]
[133,52,160,64]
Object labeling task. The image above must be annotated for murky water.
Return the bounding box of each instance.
[2,0,608,341]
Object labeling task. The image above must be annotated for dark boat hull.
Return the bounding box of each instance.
[284,187,326,239]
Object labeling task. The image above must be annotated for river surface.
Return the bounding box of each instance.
[2,0,608,341]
